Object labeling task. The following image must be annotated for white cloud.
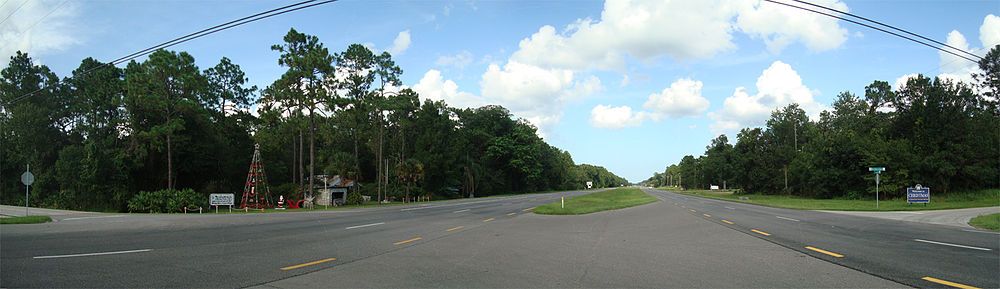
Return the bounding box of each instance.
[735,0,849,53]
[894,73,919,91]
[435,50,473,69]
[981,14,1000,49]
[412,69,484,109]
[895,14,999,91]
[0,0,82,69]
[642,78,710,118]
[709,61,825,134]
[590,104,647,129]
[389,30,411,55]
[479,61,601,135]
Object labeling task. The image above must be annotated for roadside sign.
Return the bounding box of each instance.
[586,181,593,189]
[210,194,235,206]
[20,171,34,186]
[907,184,930,204]
[868,167,885,173]
[868,166,886,208]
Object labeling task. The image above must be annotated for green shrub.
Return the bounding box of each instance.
[128,189,205,213]
[345,190,364,205]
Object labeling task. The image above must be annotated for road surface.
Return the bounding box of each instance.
[2,188,997,288]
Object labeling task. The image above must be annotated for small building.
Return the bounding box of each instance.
[313,175,358,206]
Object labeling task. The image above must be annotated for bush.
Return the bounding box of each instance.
[128,189,205,213]
[345,190,364,206]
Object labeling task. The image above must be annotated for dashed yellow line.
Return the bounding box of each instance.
[689,209,696,212]
[446,226,464,232]
[805,246,844,258]
[393,236,422,245]
[921,277,980,289]
[721,220,734,225]
[280,258,336,271]
[483,218,495,222]
[507,212,516,216]
[703,214,711,218]
[751,229,771,236]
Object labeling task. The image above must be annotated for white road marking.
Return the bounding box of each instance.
[400,199,506,211]
[34,249,152,259]
[61,215,125,221]
[962,229,1000,235]
[914,239,992,251]
[724,206,736,210]
[345,222,385,230]
[453,209,470,213]
[775,216,800,222]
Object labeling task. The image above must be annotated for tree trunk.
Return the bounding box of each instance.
[167,132,173,190]
[299,129,304,194]
[308,114,315,202]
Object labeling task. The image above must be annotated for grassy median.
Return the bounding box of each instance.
[668,189,998,211]
[969,213,1000,231]
[0,215,52,225]
[534,188,657,215]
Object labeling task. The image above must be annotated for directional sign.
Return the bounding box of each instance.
[907,185,930,204]
[20,171,34,186]
[868,167,886,173]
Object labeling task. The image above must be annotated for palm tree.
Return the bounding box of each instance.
[396,159,424,203]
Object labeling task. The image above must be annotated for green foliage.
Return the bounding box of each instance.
[534,188,657,215]
[672,189,999,211]
[969,213,1000,232]
[0,216,52,225]
[127,189,204,213]
[345,190,364,205]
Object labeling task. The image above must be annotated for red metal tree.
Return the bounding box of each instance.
[241,144,272,209]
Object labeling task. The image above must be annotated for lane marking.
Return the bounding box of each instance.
[34,249,152,259]
[750,229,771,236]
[522,208,534,212]
[724,206,736,210]
[394,237,422,245]
[805,246,844,258]
[914,239,992,251]
[689,209,696,212]
[280,258,336,271]
[345,222,384,230]
[921,277,980,289]
[446,226,464,232]
[775,216,800,222]
[702,214,711,218]
[61,215,125,221]
[399,199,500,211]
[507,212,516,216]
[483,218,495,222]
[453,209,470,213]
[721,220,734,225]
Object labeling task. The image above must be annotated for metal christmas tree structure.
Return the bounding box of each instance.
[241,144,272,209]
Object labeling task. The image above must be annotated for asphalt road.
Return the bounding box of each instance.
[1,188,996,288]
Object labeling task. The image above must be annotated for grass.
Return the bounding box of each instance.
[667,188,999,211]
[0,215,52,225]
[969,213,1000,231]
[534,188,658,215]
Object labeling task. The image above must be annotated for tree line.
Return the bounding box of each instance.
[643,46,999,199]
[0,28,628,212]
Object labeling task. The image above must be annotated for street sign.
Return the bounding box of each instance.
[20,171,34,186]
[210,194,235,206]
[907,184,930,204]
[868,166,886,208]
[868,167,885,173]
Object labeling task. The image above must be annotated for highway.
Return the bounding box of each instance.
[1,188,997,288]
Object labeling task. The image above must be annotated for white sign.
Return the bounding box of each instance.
[586,181,593,189]
[210,194,235,206]
[21,171,34,186]
[710,185,720,190]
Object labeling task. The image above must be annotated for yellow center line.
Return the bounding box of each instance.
[805,246,845,258]
[446,226,464,232]
[507,212,517,216]
[689,209,696,212]
[722,220,734,225]
[921,277,980,289]
[751,229,771,236]
[483,218,495,222]
[703,214,711,218]
[393,236,422,245]
[280,257,336,271]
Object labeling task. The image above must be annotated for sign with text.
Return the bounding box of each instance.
[210,193,235,206]
[906,185,930,204]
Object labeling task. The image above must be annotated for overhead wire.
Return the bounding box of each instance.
[0,0,28,26]
[2,0,338,106]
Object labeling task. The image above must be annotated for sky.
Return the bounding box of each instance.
[2,0,997,182]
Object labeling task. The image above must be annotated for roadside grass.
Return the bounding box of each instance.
[669,189,998,211]
[534,188,657,215]
[969,213,1000,232]
[0,215,52,225]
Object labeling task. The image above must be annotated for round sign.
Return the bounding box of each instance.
[21,171,34,186]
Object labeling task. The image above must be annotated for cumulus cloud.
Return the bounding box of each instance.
[981,14,1000,49]
[893,73,919,91]
[0,0,82,69]
[709,61,825,134]
[642,78,710,118]
[389,30,411,55]
[735,0,849,53]
[412,69,484,109]
[590,104,648,129]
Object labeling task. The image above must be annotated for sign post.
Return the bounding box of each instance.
[906,184,930,205]
[21,164,34,216]
[868,167,885,208]
[210,193,235,213]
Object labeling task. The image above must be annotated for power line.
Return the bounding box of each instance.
[0,0,28,26]
[2,0,338,106]
[788,0,980,61]
[8,0,67,39]
[762,0,980,64]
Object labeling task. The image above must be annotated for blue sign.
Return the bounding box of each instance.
[907,186,930,204]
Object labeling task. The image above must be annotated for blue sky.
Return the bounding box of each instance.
[2,0,997,182]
